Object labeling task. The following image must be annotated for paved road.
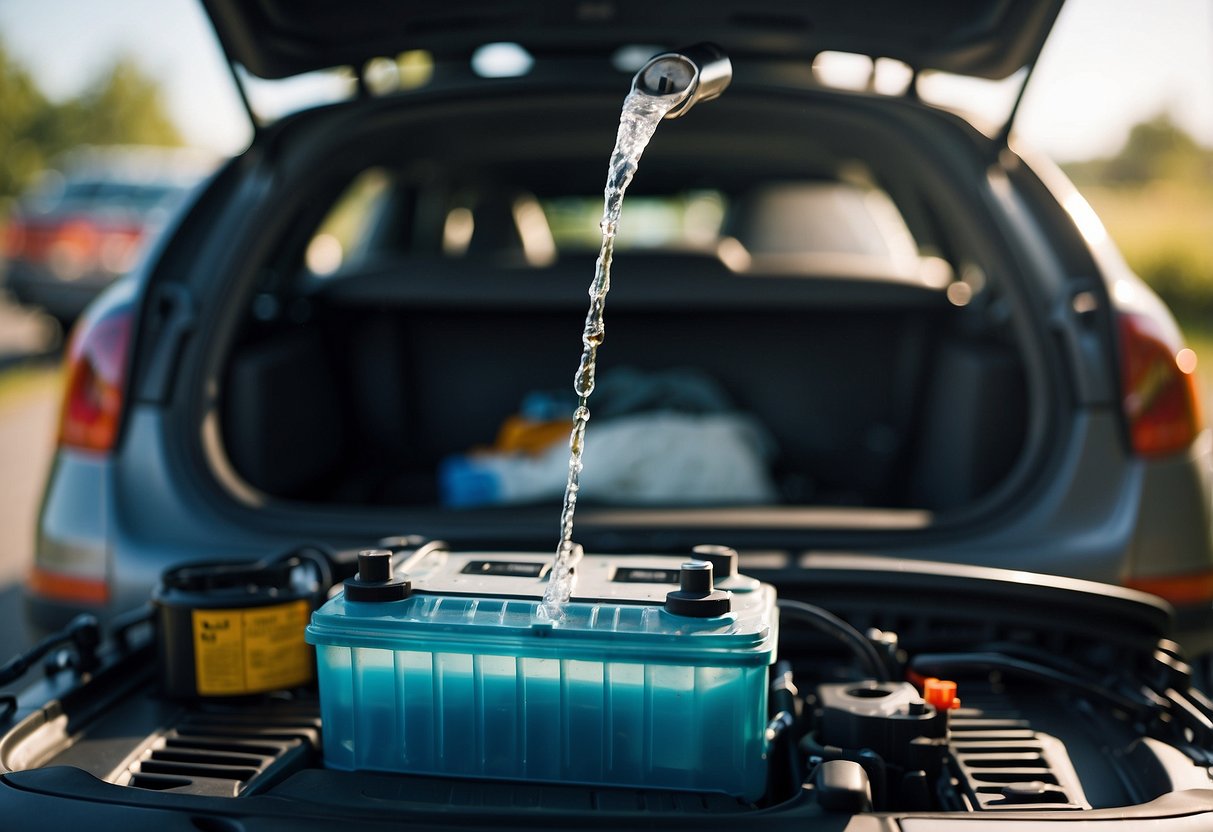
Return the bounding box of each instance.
[0,297,61,661]
[0,297,59,366]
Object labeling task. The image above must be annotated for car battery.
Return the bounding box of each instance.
[305,546,778,800]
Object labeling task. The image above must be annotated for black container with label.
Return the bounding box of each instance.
[152,550,329,698]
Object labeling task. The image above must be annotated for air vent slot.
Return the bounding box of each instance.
[968,770,1058,784]
[110,702,320,797]
[150,748,270,767]
[964,753,1048,768]
[949,701,1089,811]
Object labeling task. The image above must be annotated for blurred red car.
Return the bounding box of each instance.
[2,146,211,326]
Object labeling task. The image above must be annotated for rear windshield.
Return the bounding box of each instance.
[542,191,726,252]
[304,170,937,284]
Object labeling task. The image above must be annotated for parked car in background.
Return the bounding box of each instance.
[1,146,212,326]
[7,0,1213,827]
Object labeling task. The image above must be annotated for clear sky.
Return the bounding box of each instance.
[0,0,1210,162]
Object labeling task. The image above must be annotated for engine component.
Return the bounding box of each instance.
[817,681,947,766]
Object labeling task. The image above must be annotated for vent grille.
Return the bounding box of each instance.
[111,702,320,797]
[949,699,1089,811]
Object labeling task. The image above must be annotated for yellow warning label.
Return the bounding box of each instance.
[192,600,313,696]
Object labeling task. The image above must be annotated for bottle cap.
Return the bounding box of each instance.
[923,677,961,710]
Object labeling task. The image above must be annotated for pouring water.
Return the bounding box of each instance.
[539,46,732,619]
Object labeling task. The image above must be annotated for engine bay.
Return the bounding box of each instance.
[2,544,1213,830]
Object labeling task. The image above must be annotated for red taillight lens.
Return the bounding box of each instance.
[98,227,144,274]
[59,299,134,452]
[1119,313,1203,457]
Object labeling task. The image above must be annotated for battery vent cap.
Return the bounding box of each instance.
[344,549,412,602]
[665,561,731,617]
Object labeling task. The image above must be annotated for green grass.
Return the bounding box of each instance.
[1082,181,1213,418]
[0,365,61,414]
[1084,182,1213,319]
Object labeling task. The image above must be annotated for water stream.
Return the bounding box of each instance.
[538,89,681,618]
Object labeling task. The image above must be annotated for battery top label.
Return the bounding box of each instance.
[611,567,681,584]
[461,560,550,578]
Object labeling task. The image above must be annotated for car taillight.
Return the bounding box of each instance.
[46,218,103,279]
[1123,570,1213,607]
[1118,312,1202,457]
[98,227,144,273]
[26,566,110,605]
[59,295,135,453]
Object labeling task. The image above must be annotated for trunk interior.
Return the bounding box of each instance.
[207,87,1033,521]
[220,264,1027,514]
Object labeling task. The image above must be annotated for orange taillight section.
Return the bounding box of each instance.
[1119,313,1203,457]
[27,566,110,605]
[1124,569,1213,607]
[58,299,134,453]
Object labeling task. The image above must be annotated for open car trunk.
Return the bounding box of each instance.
[206,85,1039,529]
[222,264,1025,513]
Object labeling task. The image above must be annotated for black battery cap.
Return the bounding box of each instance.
[664,561,731,617]
[344,549,411,602]
[691,544,739,580]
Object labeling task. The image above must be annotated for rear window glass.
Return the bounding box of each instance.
[303,170,942,284]
[543,191,726,252]
[305,167,392,276]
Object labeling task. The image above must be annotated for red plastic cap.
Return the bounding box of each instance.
[923,677,961,710]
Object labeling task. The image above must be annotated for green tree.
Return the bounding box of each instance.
[1062,113,1213,187]
[0,43,182,203]
[1104,113,1207,184]
[68,57,182,148]
[0,42,53,199]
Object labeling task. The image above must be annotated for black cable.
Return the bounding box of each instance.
[0,614,100,687]
[910,651,1153,716]
[284,544,335,596]
[914,649,1213,755]
[777,599,889,681]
